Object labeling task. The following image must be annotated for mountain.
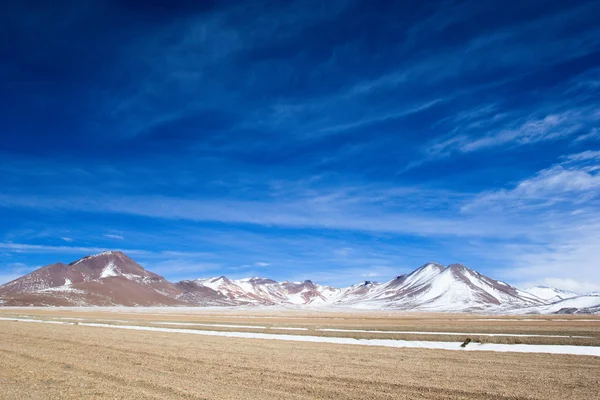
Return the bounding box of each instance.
[181,263,543,311]
[326,263,543,311]
[190,276,284,305]
[188,277,340,305]
[0,252,567,312]
[512,296,600,315]
[523,286,579,303]
[0,251,186,306]
[174,280,232,306]
[587,291,600,296]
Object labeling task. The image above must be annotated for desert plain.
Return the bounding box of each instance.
[1,307,599,399]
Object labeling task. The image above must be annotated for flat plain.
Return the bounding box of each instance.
[1,307,599,399]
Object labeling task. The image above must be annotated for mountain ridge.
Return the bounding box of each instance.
[1,251,597,313]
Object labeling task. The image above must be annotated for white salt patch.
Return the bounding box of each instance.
[552,319,600,322]
[317,328,592,339]
[270,327,309,331]
[151,322,267,329]
[1,317,599,357]
[95,319,130,323]
[0,317,73,325]
[53,317,85,321]
[77,323,600,357]
[456,318,542,322]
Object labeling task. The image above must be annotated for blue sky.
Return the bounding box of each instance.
[1,0,599,291]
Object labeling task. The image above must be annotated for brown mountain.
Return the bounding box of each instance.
[0,251,187,306]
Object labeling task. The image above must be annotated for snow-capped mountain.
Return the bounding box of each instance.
[324,263,543,311]
[191,276,287,305]
[0,251,186,306]
[523,286,579,303]
[0,252,586,312]
[186,263,544,311]
[510,295,600,315]
[187,277,340,305]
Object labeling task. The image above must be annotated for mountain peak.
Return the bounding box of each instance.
[447,263,468,270]
[69,250,129,266]
[0,251,180,306]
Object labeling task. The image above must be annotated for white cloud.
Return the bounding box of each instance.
[505,229,600,293]
[574,128,600,143]
[462,112,581,152]
[254,262,270,267]
[460,152,600,291]
[430,108,598,158]
[465,155,600,212]
[0,187,518,239]
[561,150,600,163]
[530,278,598,294]
[104,234,125,240]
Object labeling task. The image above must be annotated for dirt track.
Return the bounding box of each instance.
[1,309,600,399]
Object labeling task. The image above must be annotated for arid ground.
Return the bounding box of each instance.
[1,308,599,399]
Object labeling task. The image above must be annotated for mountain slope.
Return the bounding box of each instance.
[512,296,600,314]
[339,263,543,311]
[523,286,579,303]
[0,251,186,306]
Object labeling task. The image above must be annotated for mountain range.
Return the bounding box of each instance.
[1,251,598,313]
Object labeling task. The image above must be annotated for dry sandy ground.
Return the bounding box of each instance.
[1,307,599,345]
[1,309,600,399]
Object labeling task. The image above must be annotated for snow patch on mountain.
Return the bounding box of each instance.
[512,296,600,314]
[523,286,579,303]
[38,278,84,294]
[100,261,119,278]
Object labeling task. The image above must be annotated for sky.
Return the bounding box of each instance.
[1,0,599,292]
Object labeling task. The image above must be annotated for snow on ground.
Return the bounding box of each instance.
[270,327,309,331]
[152,322,268,329]
[1,317,599,357]
[317,328,592,338]
[151,322,307,330]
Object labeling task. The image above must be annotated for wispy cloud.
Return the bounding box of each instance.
[104,234,124,240]
[460,152,600,291]
[425,105,599,161]
[0,243,147,257]
[464,152,600,212]
[0,188,520,238]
